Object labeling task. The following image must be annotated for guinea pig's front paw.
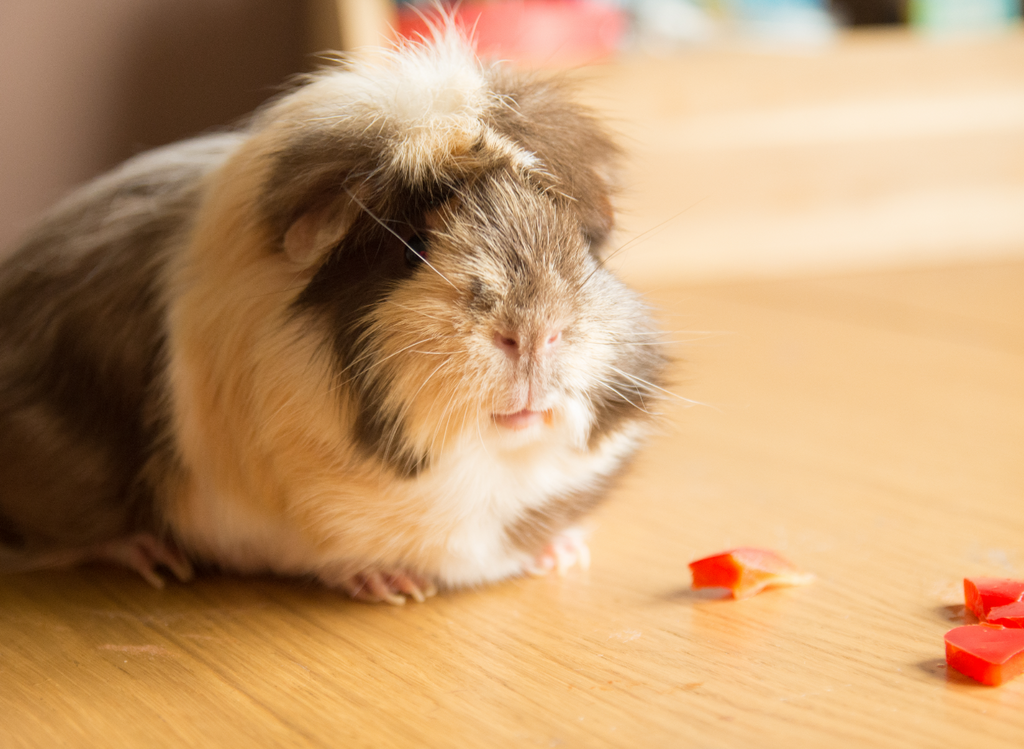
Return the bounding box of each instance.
[527,527,591,577]
[323,569,438,605]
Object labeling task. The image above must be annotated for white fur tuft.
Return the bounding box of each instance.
[346,22,492,181]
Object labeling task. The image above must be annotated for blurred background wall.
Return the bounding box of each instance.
[2,0,1022,281]
[0,0,312,253]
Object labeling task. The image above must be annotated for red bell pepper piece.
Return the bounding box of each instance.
[945,624,1024,685]
[963,577,1024,620]
[689,547,814,600]
[986,601,1024,629]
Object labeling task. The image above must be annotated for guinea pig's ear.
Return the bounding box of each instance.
[282,198,359,268]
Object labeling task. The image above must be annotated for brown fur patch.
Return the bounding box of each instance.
[483,70,622,251]
[0,135,238,555]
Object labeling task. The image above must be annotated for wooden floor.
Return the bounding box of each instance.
[1,259,1022,748]
[3,28,1024,749]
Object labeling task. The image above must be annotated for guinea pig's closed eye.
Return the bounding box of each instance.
[403,233,429,267]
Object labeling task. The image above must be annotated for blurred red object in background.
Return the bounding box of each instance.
[396,1,627,65]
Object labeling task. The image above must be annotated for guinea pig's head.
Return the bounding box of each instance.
[257,30,666,477]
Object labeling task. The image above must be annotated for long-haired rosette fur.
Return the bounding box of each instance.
[0,25,666,603]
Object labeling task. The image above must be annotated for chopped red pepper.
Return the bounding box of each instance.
[689,548,814,600]
[986,601,1024,629]
[963,577,1024,620]
[944,624,1024,685]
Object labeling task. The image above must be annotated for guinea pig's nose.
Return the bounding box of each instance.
[493,328,562,362]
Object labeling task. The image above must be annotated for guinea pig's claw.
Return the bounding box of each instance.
[93,532,194,589]
[336,570,437,605]
[528,528,591,577]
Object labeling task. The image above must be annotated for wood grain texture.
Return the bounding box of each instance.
[3,28,1024,749]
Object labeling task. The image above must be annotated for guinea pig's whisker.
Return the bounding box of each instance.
[597,379,648,414]
[256,385,309,435]
[606,386,648,415]
[628,330,730,347]
[380,366,443,466]
[623,382,650,411]
[629,381,648,411]
[450,396,475,452]
[391,357,454,452]
[620,340,680,347]
[475,416,494,460]
[454,402,474,453]
[607,365,710,409]
[587,334,664,345]
[424,408,448,459]
[580,198,710,290]
[428,396,460,458]
[617,336,719,347]
[607,365,670,398]
[394,360,458,460]
[338,336,439,380]
[384,301,450,325]
[343,187,458,291]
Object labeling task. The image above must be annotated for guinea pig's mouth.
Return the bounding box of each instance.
[492,409,554,431]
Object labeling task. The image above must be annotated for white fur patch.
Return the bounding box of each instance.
[175,477,316,576]
[411,408,642,587]
[171,394,641,589]
[329,28,492,181]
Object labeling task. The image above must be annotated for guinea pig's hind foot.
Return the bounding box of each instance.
[527,527,592,577]
[326,570,438,605]
[90,532,194,589]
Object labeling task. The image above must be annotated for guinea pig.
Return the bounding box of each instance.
[0,25,667,603]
